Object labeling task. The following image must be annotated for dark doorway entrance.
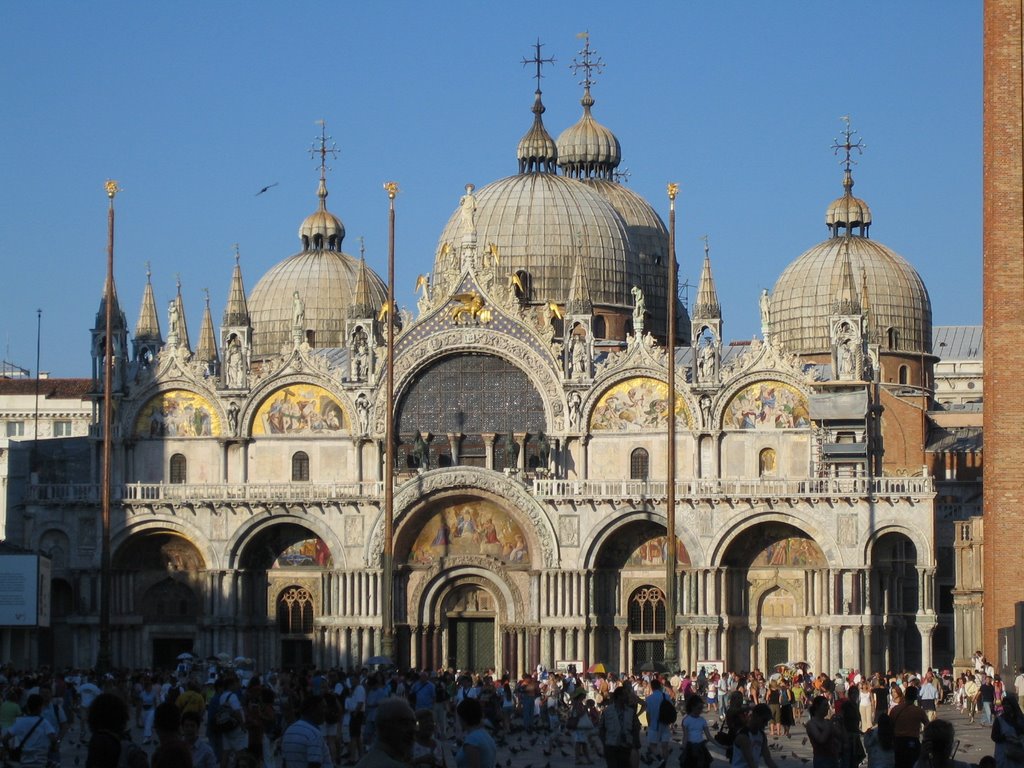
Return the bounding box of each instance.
[766,637,789,671]
[281,638,313,669]
[152,637,193,671]
[632,640,665,671]
[449,619,495,672]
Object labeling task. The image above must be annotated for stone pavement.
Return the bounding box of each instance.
[48,700,997,767]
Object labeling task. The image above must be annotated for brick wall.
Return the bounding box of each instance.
[983,0,1024,656]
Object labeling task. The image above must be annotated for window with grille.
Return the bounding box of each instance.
[630,448,650,480]
[292,451,310,482]
[278,586,315,634]
[628,586,666,634]
[169,454,187,484]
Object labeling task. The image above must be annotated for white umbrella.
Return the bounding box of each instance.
[176,652,194,661]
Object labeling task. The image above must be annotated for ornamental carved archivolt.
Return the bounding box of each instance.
[406,559,525,626]
[366,468,558,568]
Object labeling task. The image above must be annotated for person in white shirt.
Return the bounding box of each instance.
[3,694,57,768]
[1013,666,1024,712]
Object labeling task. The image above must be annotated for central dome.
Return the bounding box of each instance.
[433,173,638,311]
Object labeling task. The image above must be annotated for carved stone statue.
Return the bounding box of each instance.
[759,289,772,336]
[351,326,370,381]
[167,301,181,346]
[567,391,582,430]
[224,337,245,389]
[568,334,588,380]
[631,286,646,335]
[459,183,477,237]
[838,338,855,377]
[292,291,305,329]
[355,392,371,434]
[697,339,716,383]
[700,395,712,428]
[226,401,239,434]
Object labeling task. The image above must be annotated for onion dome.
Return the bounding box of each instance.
[249,176,386,358]
[770,170,931,355]
[518,90,558,173]
[825,169,872,235]
[299,176,346,250]
[557,86,621,180]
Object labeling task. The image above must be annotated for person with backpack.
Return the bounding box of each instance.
[646,678,676,764]
[215,673,247,768]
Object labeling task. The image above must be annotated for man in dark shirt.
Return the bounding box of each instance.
[871,676,889,725]
[978,675,996,726]
[890,686,930,768]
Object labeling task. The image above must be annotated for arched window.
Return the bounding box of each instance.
[278,586,315,634]
[887,327,900,350]
[292,451,310,482]
[898,365,909,385]
[628,586,666,635]
[593,316,607,339]
[630,448,650,480]
[758,448,777,477]
[169,454,187,484]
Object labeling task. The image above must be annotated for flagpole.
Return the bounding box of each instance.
[97,179,118,673]
[381,181,399,662]
[664,183,679,674]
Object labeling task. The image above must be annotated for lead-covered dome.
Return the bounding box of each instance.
[434,173,638,310]
[557,87,621,180]
[248,177,386,358]
[770,173,931,355]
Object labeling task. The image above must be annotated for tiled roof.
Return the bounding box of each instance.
[0,378,93,399]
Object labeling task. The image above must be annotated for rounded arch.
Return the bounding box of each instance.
[112,518,218,570]
[124,382,225,439]
[412,565,521,627]
[586,373,697,432]
[38,528,71,570]
[862,522,931,569]
[368,467,560,568]
[224,511,347,571]
[579,508,703,571]
[382,330,565,435]
[707,509,841,569]
[112,529,208,572]
[719,376,811,431]
[246,378,352,436]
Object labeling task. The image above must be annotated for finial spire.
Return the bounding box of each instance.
[571,31,604,99]
[359,236,365,260]
[232,243,240,265]
[693,236,721,322]
[832,116,866,186]
[135,264,162,341]
[522,38,556,94]
[310,119,339,209]
[223,246,250,327]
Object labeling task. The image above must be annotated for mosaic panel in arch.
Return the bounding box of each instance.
[253,385,348,436]
[626,536,691,568]
[723,381,810,430]
[272,537,333,568]
[750,533,826,568]
[590,377,692,432]
[134,390,220,437]
[409,500,528,566]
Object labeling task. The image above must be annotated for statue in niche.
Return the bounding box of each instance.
[697,337,716,382]
[226,401,239,434]
[351,326,370,380]
[224,337,245,388]
[700,395,712,428]
[568,333,588,379]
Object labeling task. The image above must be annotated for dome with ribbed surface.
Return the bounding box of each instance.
[517,91,558,173]
[249,177,385,358]
[582,178,687,341]
[770,236,931,354]
[557,88,621,180]
[433,173,637,310]
[825,170,872,233]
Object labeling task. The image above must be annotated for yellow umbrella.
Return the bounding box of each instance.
[588,663,607,674]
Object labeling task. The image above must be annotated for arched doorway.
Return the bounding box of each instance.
[870,532,921,672]
[238,522,333,669]
[113,531,206,669]
[442,584,497,672]
[592,519,690,673]
[722,522,827,671]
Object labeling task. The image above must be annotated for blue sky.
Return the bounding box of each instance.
[0,2,981,377]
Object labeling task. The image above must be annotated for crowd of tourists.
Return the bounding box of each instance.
[0,654,1017,768]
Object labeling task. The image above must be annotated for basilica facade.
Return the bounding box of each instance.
[13,55,942,676]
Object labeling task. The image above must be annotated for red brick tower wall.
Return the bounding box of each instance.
[983,0,1024,656]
